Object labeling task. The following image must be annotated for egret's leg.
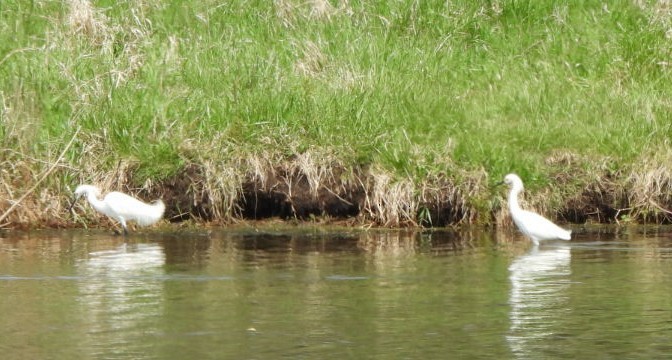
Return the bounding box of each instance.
[118,217,129,236]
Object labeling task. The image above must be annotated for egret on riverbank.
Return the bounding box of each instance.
[69,185,165,235]
[501,174,571,245]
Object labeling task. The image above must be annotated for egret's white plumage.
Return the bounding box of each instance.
[70,184,165,235]
[502,174,571,245]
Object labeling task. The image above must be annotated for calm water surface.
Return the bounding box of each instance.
[1,226,672,359]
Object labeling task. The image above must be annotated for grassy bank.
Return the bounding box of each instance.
[2,0,672,229]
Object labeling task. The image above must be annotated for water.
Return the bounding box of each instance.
[1,226,672,359]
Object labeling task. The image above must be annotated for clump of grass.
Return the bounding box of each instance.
[66,0,111,44]
[363,165,417,226]
[623,148,672,223]
[419,169,489,226]
[176,135,243,221]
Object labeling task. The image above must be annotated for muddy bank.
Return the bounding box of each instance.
[142,163,665,228]
[3,158,672,230]
[140,162,483,228]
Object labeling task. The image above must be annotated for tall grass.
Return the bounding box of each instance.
[2,0,672,227]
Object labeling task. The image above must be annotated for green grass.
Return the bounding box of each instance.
[2,0,672,226]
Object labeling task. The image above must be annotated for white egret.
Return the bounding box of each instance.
[69,185,165,235]
[501,174,571,245]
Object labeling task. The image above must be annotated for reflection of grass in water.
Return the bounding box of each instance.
[2,1,672,226]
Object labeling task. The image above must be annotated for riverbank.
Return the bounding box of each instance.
[2,1,672,229]
[4,149,672,230]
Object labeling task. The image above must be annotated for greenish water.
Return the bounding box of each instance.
[1,227,672,359]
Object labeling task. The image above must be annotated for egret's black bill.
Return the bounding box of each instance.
[68,196,80,213]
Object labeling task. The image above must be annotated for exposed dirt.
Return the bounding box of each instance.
[141,164,214,222]
[560,182,621,223]
[238,165,365,220]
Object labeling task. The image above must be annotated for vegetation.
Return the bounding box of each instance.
[2,0,672,229]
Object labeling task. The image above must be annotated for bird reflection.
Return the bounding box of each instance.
[507,245,571,358]
[77,243,165,354]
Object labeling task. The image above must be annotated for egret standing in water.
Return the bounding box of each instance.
[501,174,571,245]
[69,185,165,235]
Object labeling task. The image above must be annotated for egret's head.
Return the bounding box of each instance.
[503,173,524,190]
[73,184,100,197]
[69,184,100,212]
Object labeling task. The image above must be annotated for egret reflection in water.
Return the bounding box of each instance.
[507,245,572,358]
[77,243,166,354]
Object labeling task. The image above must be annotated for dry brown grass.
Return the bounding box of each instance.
[0,135,79,229]
[275,0,350,28]
[57,0,154,104]
[178,136,244,221]
[240,148,359,220]
[8,142,672,229]
[66,0,111,43]
[293,40,327,78]
[419,170,487,227]
[189,146,488,227]
[289,151,340,197]
[292,39,369,91]
[635,0,672,25]
[0,156,37,227]
[362,166,417,226]
[623,149,672,222]
[201,157,245,220]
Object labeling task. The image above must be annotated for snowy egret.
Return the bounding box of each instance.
[69,184,165,235]
[500,174,571,245]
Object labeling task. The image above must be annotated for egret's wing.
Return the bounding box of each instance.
[105,192,165,226]
[518,210,571,241]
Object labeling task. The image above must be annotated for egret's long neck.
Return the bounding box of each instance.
[508,185,523,213]
[85,191,107,214]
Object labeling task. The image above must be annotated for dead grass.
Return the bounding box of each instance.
[239,149,360,221]
[0,150,75,229]
[66,0,111,44]
[0,155,36,227]
[635,0,672,26]
[362,166,417,226]
[57,0,153,104]
[7,142,672,229]
[178,136,243,221]
[200,158,245,220]
[275,0,351,28]
[418,169,488,227]
[623,148,672,223]
[293,40,327,78]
